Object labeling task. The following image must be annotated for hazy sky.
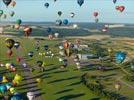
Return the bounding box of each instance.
[0,0,134,23]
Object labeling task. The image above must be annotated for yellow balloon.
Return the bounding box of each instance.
[36,78,42,83]
[14,74,23,82]
[10,87,16,94]
[5,63,11,69]
[2,76,8,83]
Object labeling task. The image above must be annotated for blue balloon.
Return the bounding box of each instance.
[56,20,62,26]
[11,94,22,100]
[113,0,117,4]
[63,19,69,25]
[46,27,52,33]
[0,85,7,94]
[0,76,2,81]
[44,3,49,8]
[77,0,84,7]
[115,51,126,63]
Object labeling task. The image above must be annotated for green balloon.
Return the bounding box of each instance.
[16,19,22,25]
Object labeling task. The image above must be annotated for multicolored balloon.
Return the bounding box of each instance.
[5,38,15,49]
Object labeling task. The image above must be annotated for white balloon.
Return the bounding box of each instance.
[54,33,59,38]
[73,24,78,29]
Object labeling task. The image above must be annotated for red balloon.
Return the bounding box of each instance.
[119,6,125,12]
[16,57,21,62]
[93,12,99,17]
[7,50,13,57]
[116,6,125,12]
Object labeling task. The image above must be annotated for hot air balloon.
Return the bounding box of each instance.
[11,93,22,100]
[36,78,42,83]
[37,61,43,67]
[54,33,59,38]
[56,19,62,26]
[115,51,126,63]
[93,12,99,17]
[77,0,84,7]
[28,51,34,57]
[73,24,78,28]
[63,41,69,49]
[3,0,12,6]
[113,0,117,4]
[44,45,49,50]
[14,24,20,29]
[46,27,52,33]
[119,6,125,12]
[10,87,16,94]
[14,42,20,49]
[16,57,21,62]
[9,11,15,17]
[0,84,7,94]
[10,0,16,7]
[116,6,125,12]
[58,11,62,17]
[44,3,49,8]
[63,19,69,25]
[13,74,23,85]
[7,49,13,57]
[0,10,3,17]
[27,92,35,100]
[5,83,12,90]
[48,34,53,40]
[16,19,22,25]
[24,26,32,37]
[5,38,15,49]
[70,12,75,18]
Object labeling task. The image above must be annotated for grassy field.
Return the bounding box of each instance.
[0,35,134,100]
[0,37,106,100]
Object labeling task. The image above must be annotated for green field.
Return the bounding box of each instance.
[0,36,134,100]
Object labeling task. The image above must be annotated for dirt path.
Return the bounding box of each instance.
[22,66,44,100]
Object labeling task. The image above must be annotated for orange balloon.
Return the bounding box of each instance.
[64,42,69,49]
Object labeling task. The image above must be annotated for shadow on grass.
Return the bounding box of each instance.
[48,76,79,84]
[56,93,85,100]
[67,81,82,87]
[90,97,100,100]
[54,89,73,95]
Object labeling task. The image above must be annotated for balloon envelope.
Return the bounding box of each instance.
[16,19,22,25]
[77,0,84,7]
[44,3,49,8]
[5,38,15,49]
[56,20,62,26]
[63,19,69,25]
[3,0,12,6]
[115,51,126,63]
